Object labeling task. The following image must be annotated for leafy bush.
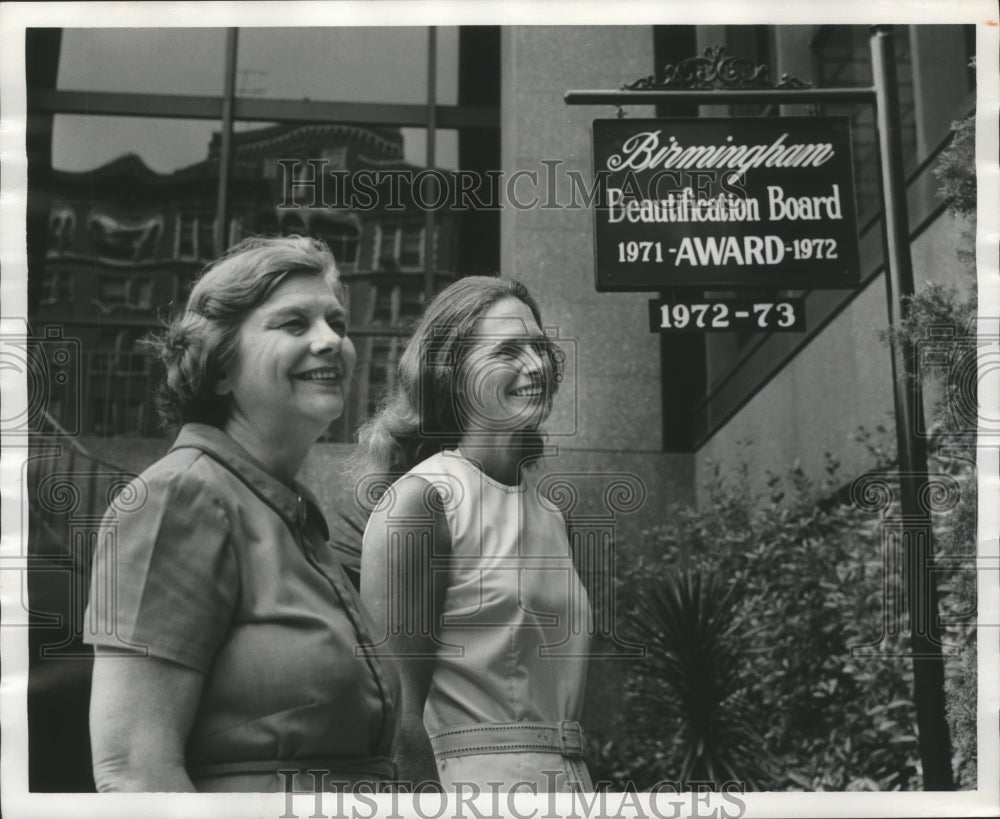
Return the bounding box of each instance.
[933,441,977,788]
[932,112,976,220]
[592,459,928,791]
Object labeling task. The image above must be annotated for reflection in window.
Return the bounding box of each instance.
[235,27,457,105]
[94,275,154,312]
[375,223,426,271]
[47,207,76,254]
[111,328,149,374]
[314,219,361,268]
[400,128,459,170]
[280,212,307,236]
[88,213,164,262]
[399,226,424,269]
[33,28,498,443]
[175,213,198,259]
[87,391,152,438]
[197,211,217,260]
[255,210,279,236]
[58,29,226,96]
[228,216,245,247]
[52,114,220,175]
[40,271,74,305]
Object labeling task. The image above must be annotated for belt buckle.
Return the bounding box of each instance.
[558,720,584,758]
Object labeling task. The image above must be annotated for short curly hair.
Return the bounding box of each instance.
[145,234,343,431]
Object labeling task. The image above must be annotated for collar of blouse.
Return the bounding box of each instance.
[171,422,329,538]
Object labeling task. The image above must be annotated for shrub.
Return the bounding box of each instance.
[597,459,927,791]
[932,112,976,220]
[620,571,771,790]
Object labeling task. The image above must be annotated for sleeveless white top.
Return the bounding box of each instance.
[406,449,592,734]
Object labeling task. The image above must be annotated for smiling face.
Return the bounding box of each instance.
[215,272,356,443]
[455,296,554,433]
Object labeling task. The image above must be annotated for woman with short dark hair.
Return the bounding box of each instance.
[355,276,592,792]
[85,235,399,792]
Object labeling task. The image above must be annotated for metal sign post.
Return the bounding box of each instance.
[565,25,954,790]
[869,25,953,791]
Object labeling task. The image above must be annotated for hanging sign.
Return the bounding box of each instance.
[648,297,806,333]
[592,116,860,291]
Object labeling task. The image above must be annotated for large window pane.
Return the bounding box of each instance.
[436,27,460,106]
[53,114,220,173]
[236,27,458,105]
[57,28,226,95]
[40,115,229,437]
[401,127,458,169]
[32,27,493,443]
[49,113,464,440]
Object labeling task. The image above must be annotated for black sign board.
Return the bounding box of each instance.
[648,297,806,333]
[592,117,860,291]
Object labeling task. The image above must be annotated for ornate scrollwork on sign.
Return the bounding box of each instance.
[622,44,811,91]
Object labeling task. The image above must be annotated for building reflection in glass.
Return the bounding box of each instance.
[37,120,457,440]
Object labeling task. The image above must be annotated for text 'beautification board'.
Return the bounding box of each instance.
[592,117,861,291]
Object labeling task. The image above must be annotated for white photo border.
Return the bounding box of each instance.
[2,2,997,818]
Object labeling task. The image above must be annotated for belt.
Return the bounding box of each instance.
[428,721,587,759]
[188,755,397,781]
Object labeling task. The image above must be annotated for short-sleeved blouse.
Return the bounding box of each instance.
[84,423,399,791]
